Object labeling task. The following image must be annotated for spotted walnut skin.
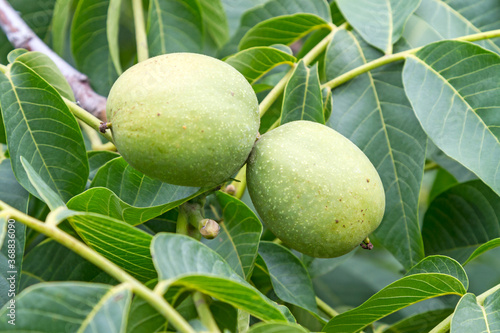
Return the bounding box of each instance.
[107,53,259,187]
[247,121,385,258]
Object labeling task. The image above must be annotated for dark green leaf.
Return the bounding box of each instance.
[107,0,124,75]
[281,60,324,125]
[336,0,420,54]
[403,41,500,195]
[0,282,132,331]
[211,301,238,332]
[147,0,203,56]
[20,240,115,291]
[221,0,331,57]
[428,168,458,204]
[248,322,309,333]
[323,273,466,333]
[406,255,469,290]
[0,159,29,307]
[301,250,356,279]
[152,233,289,322]
[69,213,156,282]
[71,0,118,95]
[204,191,262,280]
[321,87,333,122]
[51,0,74,56]
[87,151,120,181]
[0,60,89,202]
[329,1,346,26]
[325,29,426,270]
[422,180,500,263]
[199,0,229,48]
[258,242,317,314]
[225,47,296,84]
[220,0,267,37]
[451,291,500,333]
[382,308,454,333]
[10,0,56,42]
[239,14,329,50]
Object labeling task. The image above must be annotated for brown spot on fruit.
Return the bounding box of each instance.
[182,125,187,129]
[367,179,370,183]
[335,220,339,223]
[157,113,161,116]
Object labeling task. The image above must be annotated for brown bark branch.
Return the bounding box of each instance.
[0,0,107,120]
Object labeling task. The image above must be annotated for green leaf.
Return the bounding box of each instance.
[396,0,500,54]
[281,60,324,125]
[301,250,356,279]
[87,151,120,181]
[69,213,156,282]
[336,0,421,54]
[51,0,74,56]
[204,191,262,280]
[258,242,317,314]
[329,1,346,26]
[221,0,331,57]
[199,0,229,48]
[71,0,118,95]
[20,157,65,210]
[13,51,74,101]
[107,0,124,75]
[0,159,29,307]
[224,47,296,84]
[211,301,238,332]
[20,240,115,291]
[248,322,309,333]
[321,87,333,122]
[464,238,500,265]
[382,308,454,333]
[0,112,5,144]
[9,0,57,42]
[428,168,458,204]
[220,0,267,37]
[0,62,88,203]
[152,233,289,322]
[91,157,201,207]
[147,0,203,56]
[239,13,329,50]
[323,273,466,333]
[406,255,469,290]
[451,291,500,333]
[7,49,28,63]
[0,282,132,331]
[325,29,426,270]
[422,180,500,263]
[403,41,500,195]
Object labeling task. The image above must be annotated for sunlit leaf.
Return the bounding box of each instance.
[382,308,454,333]
[239,14,329,50]
[199,0,229,48]
[323,273,466,333]
[225,47,296,84]
[405,255,469,290]
[107,0,123,75]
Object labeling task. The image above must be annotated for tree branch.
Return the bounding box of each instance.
[0,0,108,120]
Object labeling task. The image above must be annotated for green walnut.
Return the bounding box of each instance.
[247,121,385,258]
[106,53,259,187]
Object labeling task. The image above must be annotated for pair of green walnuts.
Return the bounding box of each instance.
[107,53,385,258]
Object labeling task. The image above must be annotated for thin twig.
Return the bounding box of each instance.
[0,0,108,120]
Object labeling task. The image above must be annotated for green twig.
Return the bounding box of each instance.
[323,28,500,90]
[132,0,149,62]
[424,161,439,172]
[0,201,196,333]
[176,206,189,235]
[63,97,114,143]
[316,296,339,318]
[193,291,221,333]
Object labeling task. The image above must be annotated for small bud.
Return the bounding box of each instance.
[200,219,220,239]
[99,122,111,133]
[225,184,236,196]
[360,237,373,250]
